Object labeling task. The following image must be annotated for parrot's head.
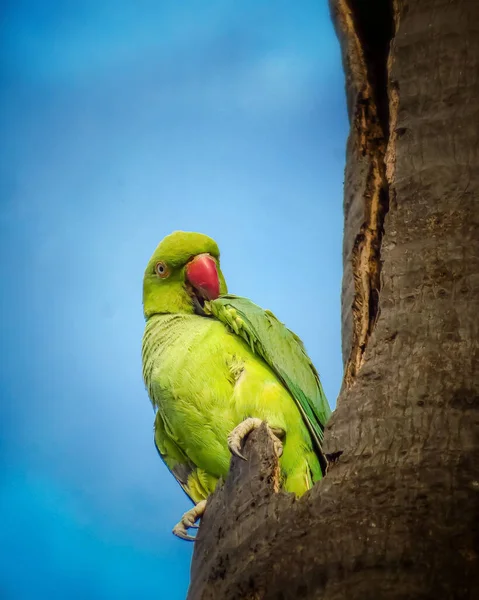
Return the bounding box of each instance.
[143,230,228,318]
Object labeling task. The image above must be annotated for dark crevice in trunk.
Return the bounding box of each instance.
[348,0,394,138]
[342,0,396,384]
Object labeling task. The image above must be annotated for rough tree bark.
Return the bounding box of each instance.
[187,1,479,598]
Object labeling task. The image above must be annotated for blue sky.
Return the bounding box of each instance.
[0,1,347,598]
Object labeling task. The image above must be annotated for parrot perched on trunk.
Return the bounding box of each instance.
[142,231,331,540]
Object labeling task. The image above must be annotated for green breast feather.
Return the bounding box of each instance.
[205,295,331,473]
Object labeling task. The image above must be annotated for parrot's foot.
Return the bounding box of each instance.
[172,499,207,542]
[228,417,284,461]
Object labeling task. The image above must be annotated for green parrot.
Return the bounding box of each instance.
[142,231,331,540]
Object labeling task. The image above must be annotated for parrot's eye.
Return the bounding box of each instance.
[155,261,169,278]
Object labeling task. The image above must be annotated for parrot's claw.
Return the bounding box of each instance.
[172,499,207,542]
[228,444,247,461]
[228,417,284,460]
[173,529,196,542]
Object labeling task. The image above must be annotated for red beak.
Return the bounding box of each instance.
[186,254,220,301]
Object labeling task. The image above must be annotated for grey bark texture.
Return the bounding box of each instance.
[187,1,479,598]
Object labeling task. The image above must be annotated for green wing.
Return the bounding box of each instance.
[206,295,331,471]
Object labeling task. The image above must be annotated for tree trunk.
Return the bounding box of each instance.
[188,1,479,598]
